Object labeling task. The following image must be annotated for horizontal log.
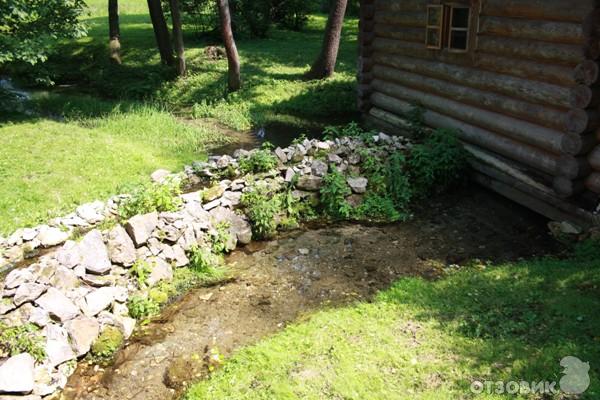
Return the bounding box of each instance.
[479,16,584,44]
[481,0,598,22]
[373,11,426,28]
[372,65,569,134]
[588,145,600,170]
[579,132,599,155]
[369,107,413,132]
[476,54,575,87]
[583,9,600,60]
[361,20,375,33]
[474,171,597,227]
[374,24,425,43]
[553,177,586,199]
[370,92,579,178]
[574,60,600,85]
[565,109,600,134]
[360,3,375,20]
[372,45,572,108]
[375,0,428,13]
[569,84,600,108]
[585,172,600,194]
[477,36,584,65]
[360,32,375,46]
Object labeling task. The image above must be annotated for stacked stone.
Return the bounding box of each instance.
[0,133,411,399]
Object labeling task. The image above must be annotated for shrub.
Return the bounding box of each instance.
[408,128,469,197]
[320,167,352,219]
[130,259,153,288]
[356,194,403,222]
[238,147,278,174]
[128,295,161,320]
[241,184,281,239]
[91,327,124,358]
[0,322,45,362]
[210,222,233,254]
[189,245,222,273]
[119,178,183,220]
[386,152,413,212]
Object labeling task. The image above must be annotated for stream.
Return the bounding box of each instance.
[62,188,555,400]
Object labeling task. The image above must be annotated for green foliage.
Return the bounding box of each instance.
[386,152,412,212]
[130,259,153,288]
[128,294,161,320]
[189,245,223,273]
[320,167,352,219]
[356,194,403,222]
[118,178,183,220]
[91,327,124,358]
[408,128,469,197]
[0,0,87,66]
[238,147,279,174]
[241,184,281,239]
[323,122,375,143]
[0,322,46,362]
[210,222,233,254]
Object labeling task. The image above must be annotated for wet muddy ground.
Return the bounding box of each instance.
[61,187,557,400]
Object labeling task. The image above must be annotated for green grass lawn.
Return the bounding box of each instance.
[186,244,600,399]
[1,0,358,234]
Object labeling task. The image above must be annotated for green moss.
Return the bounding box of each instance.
[91,327,124,358]
[0,322,46,362]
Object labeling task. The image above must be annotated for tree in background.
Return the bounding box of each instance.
[305,0,348,80]
[0,0,87,66]
[108,0,121,64]
[216,0,241,91]
[147,0,174,65]
[169,0,186,76]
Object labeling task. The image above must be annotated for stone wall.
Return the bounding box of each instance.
[0,133,410,399]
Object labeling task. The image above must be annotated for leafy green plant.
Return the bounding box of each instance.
[127,295,161,320]
[130,259,152,288]
[241,184,281,239]
[356,194,404,222]
[210,222,233,254]
[323,122,375,143]
[119,178,183,220]
[0,322,46,362]
[189,245,223,273]
[238,147,278,174]
[91,327,124,358]
[386,152,413,212]
[320,167,352,219]
[408,128,468,197]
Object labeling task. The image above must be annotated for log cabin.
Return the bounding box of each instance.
[358,0,600,226]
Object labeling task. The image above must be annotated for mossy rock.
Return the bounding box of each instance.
[203,185,225,202]
[91,326,124,358]
[149,288,169,305]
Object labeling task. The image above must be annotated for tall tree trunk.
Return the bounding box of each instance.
[147,0,174,65]
[108,0,121,64]
[217,0,241,91]
[169,0,186,76]
[305,0,348,80]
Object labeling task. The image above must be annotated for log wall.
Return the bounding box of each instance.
[359,0,600,222]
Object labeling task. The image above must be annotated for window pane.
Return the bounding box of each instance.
[427,29,441,48]
[449,30,468,50]
[427,6,442,26]
[451,7,470,28]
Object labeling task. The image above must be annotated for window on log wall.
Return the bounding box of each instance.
[426,3,472,52]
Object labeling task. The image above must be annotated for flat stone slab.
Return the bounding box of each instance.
[79,230,111,275]
[0,353,35,394]
[35,288,80,322]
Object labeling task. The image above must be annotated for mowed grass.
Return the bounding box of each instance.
[1,0,358,234]
[186,244,600,400]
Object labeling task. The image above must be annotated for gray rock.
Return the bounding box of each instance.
[221,191,242,207]
[50,266,79,292]
[13,283,47,306]
[22,228,38,242]
[348,153,361,165]
[296,176,323,192]
[328,153,343,164]
[83,287,118,317]
[4,269,33,289]
[28,307,50,327]
[171,245,189,267]
[44,324,76,367]
[146,257,173,287]
[107,225,136,267]
[76,202,104,224]
[0,298,16,315]
[55,241,81,269]
[274,147,288,163]
[203,199,220,211]
[126,212,158,247]
[378,131,392,143]
[346,194,364,208]
[37,226,69,248]
[4,246,24,264]
[35,288,80,322]
[180,191,201,204]
[203,185,225,202]
[79,230,111,275]
[64,317,100,356]
[311,160,328,177]
[150,169,172,183]
[347,177,368,194]
[0,353,35,394]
